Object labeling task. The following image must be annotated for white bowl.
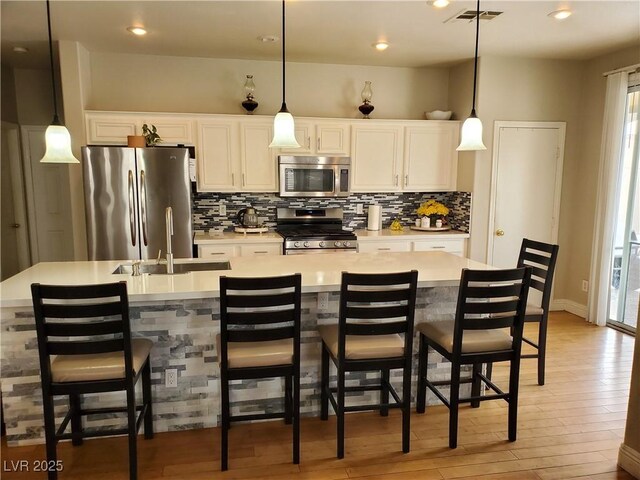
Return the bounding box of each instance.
[425,110,452,120]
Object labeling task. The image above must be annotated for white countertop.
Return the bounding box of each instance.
[355,228,470,240]
[0,252,491,307]
[193,231,283,245]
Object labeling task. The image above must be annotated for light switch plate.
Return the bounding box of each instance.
[356,204,364,215]
[219,203,226,216]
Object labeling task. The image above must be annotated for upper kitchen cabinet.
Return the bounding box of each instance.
[196,118,239,192]
[139,115,195,145]
[85,111,195,146]
[350,124,404,192]
[403,122,459,192]
[280,120,350,156]
[85,112,139,144]
[239,120,278,192]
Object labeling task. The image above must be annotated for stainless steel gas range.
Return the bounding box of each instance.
[276,208,357,255]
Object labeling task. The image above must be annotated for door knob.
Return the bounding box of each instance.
[11,223,20,228]
[496,229,505,236]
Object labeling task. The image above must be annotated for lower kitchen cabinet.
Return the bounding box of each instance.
[357,236,466,256]
[198,243,282,258]
[357,241,411,253]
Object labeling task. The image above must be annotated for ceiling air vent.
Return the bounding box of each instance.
[445,9,503,23]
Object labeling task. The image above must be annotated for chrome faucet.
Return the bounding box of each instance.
[165,207,174,274]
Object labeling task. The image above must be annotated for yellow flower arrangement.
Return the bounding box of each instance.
[416,199,449,219]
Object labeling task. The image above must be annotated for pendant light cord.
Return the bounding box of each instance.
[281,0,286,108]
[46,0,60,124]
[471,0,480,115]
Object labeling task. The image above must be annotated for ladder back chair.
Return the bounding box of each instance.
[416,267,531,448]
[218,274,302,471]
[319,270,418,458]
[31,281,153,480]
[487,239,559,385]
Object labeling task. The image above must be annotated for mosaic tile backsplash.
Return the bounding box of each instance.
[193,191,471,233]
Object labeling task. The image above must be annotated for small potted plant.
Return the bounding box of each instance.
[416,199,450,229]
[142,124,162,147]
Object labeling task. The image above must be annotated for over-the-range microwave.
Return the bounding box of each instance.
[278,156,351,197]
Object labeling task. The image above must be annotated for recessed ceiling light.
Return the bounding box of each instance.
[431,0,450,8]
[548,9,572,20]
[373,41,389,51]
[13,46,29,54]
[258,35,279,43]
[127,26,147,36]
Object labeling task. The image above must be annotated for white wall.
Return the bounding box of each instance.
[87,52,450,119]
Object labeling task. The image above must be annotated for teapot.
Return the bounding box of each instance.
[237,207,260,228]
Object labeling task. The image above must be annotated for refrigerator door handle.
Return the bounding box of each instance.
[128,170,137,246]
[140,169,149,246]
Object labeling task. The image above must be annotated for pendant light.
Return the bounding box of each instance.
[457,0,486,151]
[269,0,301,149]
[41,0,79,164]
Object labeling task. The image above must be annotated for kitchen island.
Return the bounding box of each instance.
[1,252,492,446]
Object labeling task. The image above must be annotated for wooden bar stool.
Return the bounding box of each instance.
[218,274,302,471]
[319,270,418,459]
[31,281,153,480]
[486,239,559,385]
[416,267,531,448]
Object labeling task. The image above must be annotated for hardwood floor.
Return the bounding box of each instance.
[2,312,636,479]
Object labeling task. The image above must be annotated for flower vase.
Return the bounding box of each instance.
[420,217,430,228]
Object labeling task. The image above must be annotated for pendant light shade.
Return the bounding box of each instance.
[41,0,79,163]
[42,123,78,163]
[271,108,300,148]
[457,112,486,151]
[270,0,300,149]
[457,0,486,152]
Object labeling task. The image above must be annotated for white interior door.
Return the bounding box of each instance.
[1,123,31,279]
[489,122,565,269]
[21,126,75,263]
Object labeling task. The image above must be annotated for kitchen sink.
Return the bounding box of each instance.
[112,261,231,275]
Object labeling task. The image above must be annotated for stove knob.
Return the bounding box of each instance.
[294,241,301,248]
[345,241,351,247]
[319,241,325,248]
[303,241,310,248]
[334,241,342,247]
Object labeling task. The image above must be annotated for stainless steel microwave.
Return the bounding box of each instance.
[278,156,351,197]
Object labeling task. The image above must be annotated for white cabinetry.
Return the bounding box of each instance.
[357,235,466,256]
[86,112,139,144]
[403,123,458,191]
[198,243,282,258]
[196,119,238,192]
[196,118,277,193]
[350,124,404,192]
[281,120,350,156]
[358,241,411,253]
[240,121,278,191]
[412,239,465,256]
[85,112,194,145]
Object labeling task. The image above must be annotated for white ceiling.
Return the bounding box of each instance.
[1,0,639,70]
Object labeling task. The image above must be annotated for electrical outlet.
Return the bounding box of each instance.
[356,204,364,215]
[219,203,226,216]
[581,280,589,292]
[165,368,178,388]
[317,292,329,311]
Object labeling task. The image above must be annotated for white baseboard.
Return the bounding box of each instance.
[550,299,588,318]
[618,443,640,479]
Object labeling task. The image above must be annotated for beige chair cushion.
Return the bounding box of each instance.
[525,304,544,316]
[318,324,405,360]
[216,334,293,368]
[51,338,153,383]
[417,321,512,354]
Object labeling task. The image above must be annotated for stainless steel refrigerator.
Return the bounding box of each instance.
[83,146,193,261]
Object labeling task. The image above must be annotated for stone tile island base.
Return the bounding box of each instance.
[1,287,466,447]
